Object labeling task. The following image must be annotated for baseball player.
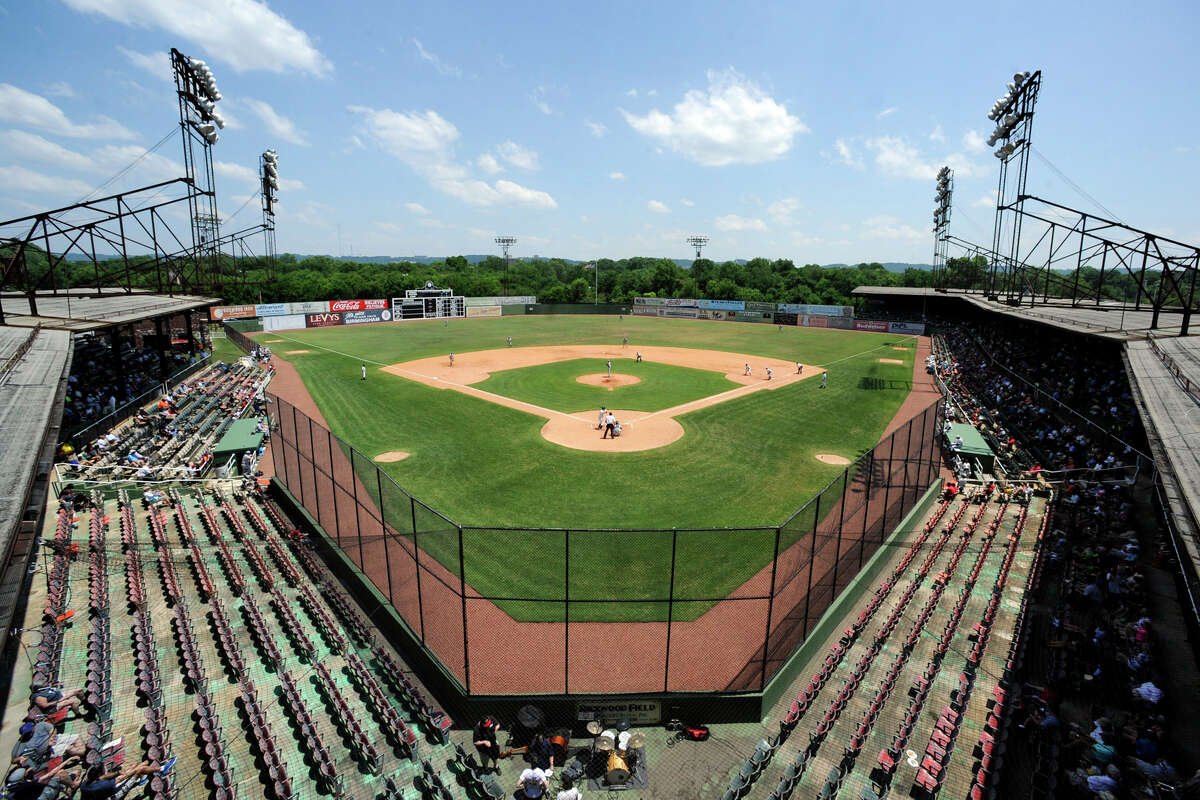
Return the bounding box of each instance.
[449,352,454,367]
[597,406,607,430]
[796,362,803,375]
[507,336,513,347]
[606,360,613,378]
[744,363,751,376]
[635,352,643,363]
[622,336,628,347]
[361,364,367,381]
[821,371,827,389]
[766,367,773,381]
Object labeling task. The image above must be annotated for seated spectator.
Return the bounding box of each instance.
[28,681,85,717]
[79,760,167,800]
[5,756,82,800]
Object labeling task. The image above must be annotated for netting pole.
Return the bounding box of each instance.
[458,524,470,694]
[275,397,290,496]
[760,525,783,689]
[830,469,849,600]
[308,418,324,558]
[879,428,897,541]
[916,403,932,491]
[378,469,394,603]
[663,528,677,693]
[801,495,821,639]
[902,416,915,510]
[293,405,305,516]
[326,429,342,543]
[563,529,570,695]
[411,496,425,641]
[858,449,875,570]
[349,446,362,568]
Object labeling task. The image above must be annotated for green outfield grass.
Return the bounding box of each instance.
[474,357,737,413]
[254,315,919,621]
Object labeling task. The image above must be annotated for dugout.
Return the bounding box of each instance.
[946,422,995,473]
[212,418,264,474]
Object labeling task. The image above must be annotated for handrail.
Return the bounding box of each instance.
[0,324,40,383]
[1146,333,1200,407]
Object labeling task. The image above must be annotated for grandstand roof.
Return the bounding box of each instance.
[853,286,1199,340]
[0,327,71,625]
[1124,337,1200,586]
[0,289,218,331]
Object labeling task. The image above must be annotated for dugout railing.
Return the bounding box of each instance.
[264,387,945,699]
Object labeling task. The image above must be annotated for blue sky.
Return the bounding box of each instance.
[1,0,1197,264]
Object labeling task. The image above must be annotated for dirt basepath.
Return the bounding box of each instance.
[382,345,822,452]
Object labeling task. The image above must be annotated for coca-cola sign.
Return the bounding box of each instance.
[306,312,343,328]
[329,298,389,312]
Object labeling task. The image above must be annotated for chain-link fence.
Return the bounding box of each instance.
[267,391,944,695]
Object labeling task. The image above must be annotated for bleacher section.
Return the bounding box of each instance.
[718,487,1048,800]
[9,484,463,799]
[62,360,270,481]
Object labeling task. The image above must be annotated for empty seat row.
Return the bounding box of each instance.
[297,585,346,653]
[124,549,146,610]
[268,588,316,659]
[313,662,382,773]
[195,688,236,798]
[189,544,216,598]
[86,615,112,720]
[320,581,374,646]
[208,597,247,680]
[240,538,274,590]
[371,644,454,741]
[173,502,196,545]
[239,680,295,800]
[172,604,206,690]
[142,704,175,800]
[215,538,246,595]
[133,611,163,706]
[158,547,183,602]
[241,594,285,666]
[343,652,417,758]
[278,671,343,796]
[261,533,303,587]
[220,499,249,539]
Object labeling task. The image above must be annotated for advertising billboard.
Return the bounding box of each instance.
[696,298,744,310]
[288,301,331,315]
[343,309,393,325]
[887,322,926,335]
[208,305,256,321]
[853,320,890,332]
[660,307,699,318]
[696,308,727,320]
[329,299,389,312]
[254,303,288,317]
[305,312,343,328]
[744,301,777,313]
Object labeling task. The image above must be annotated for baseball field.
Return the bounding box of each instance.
[253,315,918,621]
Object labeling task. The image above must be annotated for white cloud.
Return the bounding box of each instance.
[791,232,823,246]
[621,69,808,166]
[862,214,924,241]
[585,120,607,138]
[467,226,495,238]
[496,140,539,170]
[834,138,864,169]
[0,165,95,197]
[213,160,257,184]
[0,129,95,172]
[477,153,504,174]
[715,214,767,232]
[929,124,945,143]
[0,131,192,192]
[0,84,135,139]
[63,0,331,76]
[648,200,670,213]
[877,106,898,118]
[116,47,171,81]
[531,86,551,115]
[767,196,802,225]
[348,105,557,210]
[45,81,74,98]
[865,136,987,180]
[972,194,994,208]
[405,202,430,215]
[625,89,638,97]
[242,98,308,145]
[412,39,461,77]
[609,171,625,180]
[647,89,657,96]
[417,217,443,228]
[962,129,987,153]
[680,198,695,207]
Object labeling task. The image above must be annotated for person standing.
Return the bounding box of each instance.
[507,336,513,347]
[622,336,628,348]
[516,766,549,799]
[744,363,751,376]
[449,352,455,367]
[473,716,501,774]
[596,406,607,430]
[820,371,827,389]
[635,351,643,363]
[602,411,616,439]
[606,360,612,378]
[796,362,803,375]
[765,367,773,381]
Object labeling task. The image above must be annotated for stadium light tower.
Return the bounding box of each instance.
[687,235,709,261]
[984,69,1041,302]
[932,166,953,291]
[171,48,225,284]
[495,235,517,296]
[260,149,279,272]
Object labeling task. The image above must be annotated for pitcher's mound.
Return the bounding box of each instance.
[878,358,904,364]
[816,453,852,465]
[375,451,410,462]
[285,350,310,354]
[576,373,641,390]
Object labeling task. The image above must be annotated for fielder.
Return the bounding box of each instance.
[361,364,367,381]
[821,371,827,389]
[766,367,773,381]
[635,351,643,363]
[796,362,803,375]
[507,336,513,347]
[606,360,613,378]
[744,363,751,376]
[449,352,454,366]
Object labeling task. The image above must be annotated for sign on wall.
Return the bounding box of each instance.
[576,699,662,725]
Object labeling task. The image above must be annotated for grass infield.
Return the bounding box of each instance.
[254,315,916,621]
